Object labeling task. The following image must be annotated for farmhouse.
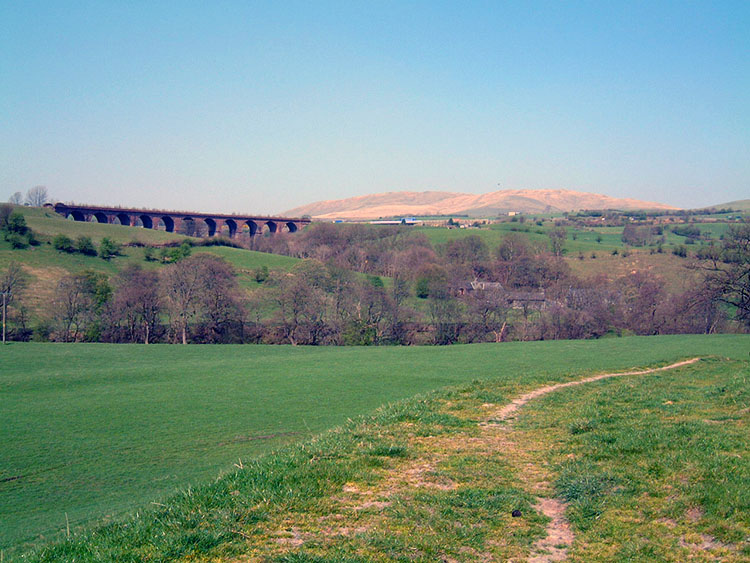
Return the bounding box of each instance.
[455,280,547,309]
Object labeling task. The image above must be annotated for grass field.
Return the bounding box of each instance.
[519,357,750,561]
[20,207,190,245]
[2,335,749,559]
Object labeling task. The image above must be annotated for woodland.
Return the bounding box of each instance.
[1,203,749,346]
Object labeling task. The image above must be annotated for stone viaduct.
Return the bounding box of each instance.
[49,203,311,238]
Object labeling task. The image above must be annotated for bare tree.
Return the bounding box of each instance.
[160,254,243,344]
[701,222,750,327]
[463,287,512,342]
[8,192,23,205]
[110,265,160,343]
[272,264,330,345]
[52,274,94,342]
[196,255,245,342]
[25,186,49,207]
[0,261,27,309]
[161,257,204,344]
[548,227,567,257]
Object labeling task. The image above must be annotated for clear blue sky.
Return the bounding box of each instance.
[1,1,748,213]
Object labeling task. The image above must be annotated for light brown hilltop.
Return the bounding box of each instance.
[284,189,678,220]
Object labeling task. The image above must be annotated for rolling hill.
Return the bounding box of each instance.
[707,199,750,211]
[284,188,678,219]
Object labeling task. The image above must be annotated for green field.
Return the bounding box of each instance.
[20,207,190,245]
[414,220,740,256]
[2,335,749,558]
[520,357,750,561]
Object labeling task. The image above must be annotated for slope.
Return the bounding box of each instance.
[284,189,678,219]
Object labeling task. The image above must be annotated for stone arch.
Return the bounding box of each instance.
[161,216,174,232]
[244,220,258,236]
[138,214,153,229]
[224,219,237,238]
[115,213,131,226]
[68,210,86,222]
[92,212,109,223]
[263,221,277,235]
[180,217,199,236]
[204,218,217,237]
[285,222,298,233]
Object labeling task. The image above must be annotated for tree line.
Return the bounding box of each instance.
[2,222,748,344]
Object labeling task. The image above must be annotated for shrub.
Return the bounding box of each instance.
[76,236,97,256]
[5,232,27,249]
[2,209,35,248]
[671,224,701,238]
[415,277,430,298]
[254,265,269,283]
[99,237,121,260]
[53,234,75,253]
[672,245,687,258]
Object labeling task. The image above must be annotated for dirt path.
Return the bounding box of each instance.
[483,357,701,563]
[235,358,702,562]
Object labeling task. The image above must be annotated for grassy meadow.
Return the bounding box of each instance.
[2,335,749,559]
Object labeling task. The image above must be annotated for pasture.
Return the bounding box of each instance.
[2,335,749,559]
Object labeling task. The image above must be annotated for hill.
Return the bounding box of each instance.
[284,189,678,219]
[0,206,302,320]
[706,198,750,212]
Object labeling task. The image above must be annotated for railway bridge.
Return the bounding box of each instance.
[49,203,311,238]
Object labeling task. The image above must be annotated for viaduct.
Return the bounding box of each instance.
[49,203,311,238]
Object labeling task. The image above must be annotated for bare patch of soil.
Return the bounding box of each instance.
[528,498,574,562]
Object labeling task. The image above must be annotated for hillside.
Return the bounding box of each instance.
[0,207,302,320]
[708,199,750,211]
[284,189,678,219]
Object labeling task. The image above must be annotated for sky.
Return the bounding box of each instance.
[1,1,748,214]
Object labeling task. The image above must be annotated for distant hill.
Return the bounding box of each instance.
[284,189,678,220]
[705,199,750,212]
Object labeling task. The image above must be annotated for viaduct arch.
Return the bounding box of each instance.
[49,203,311,239]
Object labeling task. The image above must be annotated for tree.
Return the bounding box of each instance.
[1,261,29,340]
[1,207,34,248]
[0,261,27,310]
[701,222,750,327]
[25,186,49,207]
[548,227,567,257]
[496,233,531,262]
[160,254,243,344]
[273,272,329,345]
[52,271,110,341]
[178,218,206,237]
[196,255,245,343]
[8,192,22,205]
[109,265,160,343]
[463,286,511,342]
[444,235,489,267]
[622,224,655,246]
[161,256,205,344]
[617,271,665,335]
[0,203,12,228]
